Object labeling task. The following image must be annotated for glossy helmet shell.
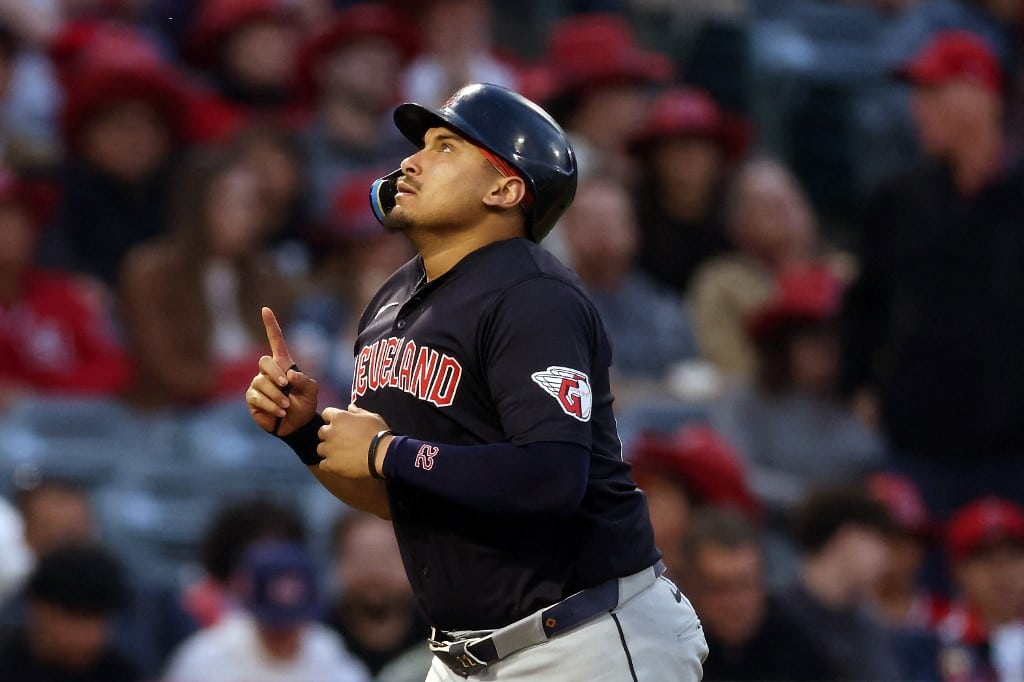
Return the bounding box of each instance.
[370,83,577,242]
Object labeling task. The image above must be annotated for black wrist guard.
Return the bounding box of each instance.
[277,414,326,467]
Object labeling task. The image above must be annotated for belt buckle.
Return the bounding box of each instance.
[429,637,489,678]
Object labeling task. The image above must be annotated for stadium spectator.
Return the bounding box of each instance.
[935,497,1024,681]
[630,87,748,295]
[324,512,429,680]
[0,478,196,678]
[867,472,944,680]
[184,0,305,141]
[867,473,946,625]
[689,157,853,379]
[119,146,293,409]
[684,508,834,681]
[776,485,902,680]
[710,266,885,511]
[182,496,307,629]
[164,539,368,682]
[629,423,758,581]
[230,123,310,248]
[38,23,188,289]
[0,166,132,400]
[557,173,699,399]
[401,0,519,110]
[0,543,141,681]
[542,13,670,180]
[839,30,1024,514]
[296,2,418,221]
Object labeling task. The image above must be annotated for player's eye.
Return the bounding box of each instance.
[439,142,453,153]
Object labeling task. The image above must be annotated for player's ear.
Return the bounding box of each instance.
[482,176,527,211]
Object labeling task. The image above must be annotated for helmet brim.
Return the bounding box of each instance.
[394,103,458,149]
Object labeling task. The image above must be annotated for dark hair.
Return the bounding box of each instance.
[27,543,126,615]
[683,507,761,560]
[200,496,306,583]
[794,485,895,555]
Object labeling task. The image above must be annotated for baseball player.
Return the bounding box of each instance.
[246,84,708,680]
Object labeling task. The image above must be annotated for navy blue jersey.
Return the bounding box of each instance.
[351,238,660,631]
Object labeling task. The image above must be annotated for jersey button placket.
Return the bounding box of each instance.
[396,319,407,330]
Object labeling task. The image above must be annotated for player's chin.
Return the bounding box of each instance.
[382,209,415,234]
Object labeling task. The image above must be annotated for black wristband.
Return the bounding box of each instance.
[278,414,326,467]
[368,429,395,480]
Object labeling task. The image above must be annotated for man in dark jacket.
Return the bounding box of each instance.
[840,30,1024,513]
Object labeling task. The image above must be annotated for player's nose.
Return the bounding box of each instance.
[401,150,422,177]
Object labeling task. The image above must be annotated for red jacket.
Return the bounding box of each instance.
[0,271,132,394]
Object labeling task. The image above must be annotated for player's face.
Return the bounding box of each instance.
[385,127,501,234]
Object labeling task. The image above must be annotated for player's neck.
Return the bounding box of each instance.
[414,221,524,281]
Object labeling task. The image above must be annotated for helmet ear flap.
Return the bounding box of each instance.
[370,168,403,224]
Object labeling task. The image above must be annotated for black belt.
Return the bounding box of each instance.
[429,561,666,678]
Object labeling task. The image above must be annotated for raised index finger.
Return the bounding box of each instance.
[262,306,293,366]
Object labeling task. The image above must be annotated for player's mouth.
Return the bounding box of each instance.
[395,179,418,197]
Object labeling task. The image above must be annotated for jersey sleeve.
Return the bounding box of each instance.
[480,275,609,446]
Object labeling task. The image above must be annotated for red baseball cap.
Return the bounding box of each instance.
[866,472,932,539]
[894,30,1003,93]
[61,62,190,152]
[630,424,759,518]
[628,87,751,160]
[746,266,844,342]
[947,497,1024,562]
[545,14,672,94]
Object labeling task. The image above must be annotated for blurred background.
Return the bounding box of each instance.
[1,0,1024,680]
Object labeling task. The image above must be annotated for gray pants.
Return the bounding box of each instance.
[425,576,708,681]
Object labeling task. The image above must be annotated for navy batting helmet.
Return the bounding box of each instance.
[370,83,577,242]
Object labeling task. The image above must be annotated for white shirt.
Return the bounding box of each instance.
[164,613,369,682]
[992,622,1024,682]
[203,260,251,362]
[0,497,31,602]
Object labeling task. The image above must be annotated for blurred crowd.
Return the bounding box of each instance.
[0,0,1024,680]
